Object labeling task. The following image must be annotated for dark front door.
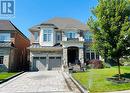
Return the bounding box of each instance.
[67,47,79,66]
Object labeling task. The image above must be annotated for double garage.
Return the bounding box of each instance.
[32,56,62,71]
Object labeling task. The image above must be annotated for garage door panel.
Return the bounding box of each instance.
[33,57,46,71]
[33,57,39,71]
[48,57,61,70]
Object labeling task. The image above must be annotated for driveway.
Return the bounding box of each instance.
[0,71,75,93]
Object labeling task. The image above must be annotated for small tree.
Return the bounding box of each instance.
[88,0,130,79]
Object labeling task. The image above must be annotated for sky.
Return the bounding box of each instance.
[1,0,98,37]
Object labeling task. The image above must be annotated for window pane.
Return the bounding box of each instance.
[0,33,10,41]
[67,32,75,38]
[0,56,4,64]
[70,33,73,38]
[43,34,47,41]
[48,30,52,33]
[44,30,48,33]
[49,57,55,59]
[86,53,90,61]
[33,57,39,59]
[72,33,75,38]
[91,52,95,59]
[48,34,51,41]
[96,53,99,59]
[40,57,46,59]
[84,32,92,42]
[57,34,60,41]
[43,29,52,42]
[34,32,39,42]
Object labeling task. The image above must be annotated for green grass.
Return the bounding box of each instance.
[0,72,17,80]
[72,66,130,93]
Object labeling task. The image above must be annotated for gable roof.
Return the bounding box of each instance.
[0,20,29,41]
[29,17,89,31]
[0,20,16,30]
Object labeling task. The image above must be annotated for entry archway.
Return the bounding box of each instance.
[67,46,79,66]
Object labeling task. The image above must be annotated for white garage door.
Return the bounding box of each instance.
[33,57,46,71]
[48,57,61,70]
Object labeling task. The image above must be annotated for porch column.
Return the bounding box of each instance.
[79,47,84,65]
[90,50,91,60]
[46,53,49,70]
[63,48,68,66]
[30,56,33,71]
[94,52,96,59]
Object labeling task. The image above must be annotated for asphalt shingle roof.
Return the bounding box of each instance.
[29,17,89,31]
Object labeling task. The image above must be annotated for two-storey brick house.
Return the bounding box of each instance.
[29,17,99,71]
[0,20,30,71]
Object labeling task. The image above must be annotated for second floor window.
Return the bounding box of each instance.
[84,32,92,42]
[34,32,39,42]
[0,33,10,42]
[43,30,52,42]
[67,32,76,39]
[57,33,61,41]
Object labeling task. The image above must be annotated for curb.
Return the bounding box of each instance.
[62,72,73,91]
[69,73,89,93]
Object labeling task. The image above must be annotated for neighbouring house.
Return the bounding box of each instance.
[29,17,99,71]
[0,20,30,72]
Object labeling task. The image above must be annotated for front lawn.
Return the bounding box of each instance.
[0,72,17,81]
[72,66,130,93]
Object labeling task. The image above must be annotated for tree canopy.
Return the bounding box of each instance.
[88,0,130,65]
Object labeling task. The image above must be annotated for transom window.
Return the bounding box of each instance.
[0,33,10,42]
[43,29,52,42]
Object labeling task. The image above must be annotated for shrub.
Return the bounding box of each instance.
[88,59,103,69]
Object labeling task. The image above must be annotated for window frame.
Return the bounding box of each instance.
[0,33,10,42]
[67,32,76,39]
[43,29,52,42]
[33,32,39,42]
[84,32,93,42]
[0,56,4,64]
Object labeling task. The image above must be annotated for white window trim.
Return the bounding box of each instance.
[43,29,53,42]
[33,32,39,43]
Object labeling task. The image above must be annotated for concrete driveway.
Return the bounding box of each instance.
[0,71,76,93]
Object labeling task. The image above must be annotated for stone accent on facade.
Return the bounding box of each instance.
[79,48,84,65]
[63,48,68,67]
[0,48,10,71]
[30,50,63,71]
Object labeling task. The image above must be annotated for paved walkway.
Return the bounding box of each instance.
[0,71,76,93]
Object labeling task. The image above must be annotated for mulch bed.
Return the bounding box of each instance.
[107,77,130,84]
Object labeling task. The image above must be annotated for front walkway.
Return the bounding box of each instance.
[0,71,76,93]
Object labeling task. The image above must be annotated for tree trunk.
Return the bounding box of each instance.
[104,47,108,63]
[117,58,121,80]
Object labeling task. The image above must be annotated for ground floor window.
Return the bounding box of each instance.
[86,50,99,61]
[0,56,4,64]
